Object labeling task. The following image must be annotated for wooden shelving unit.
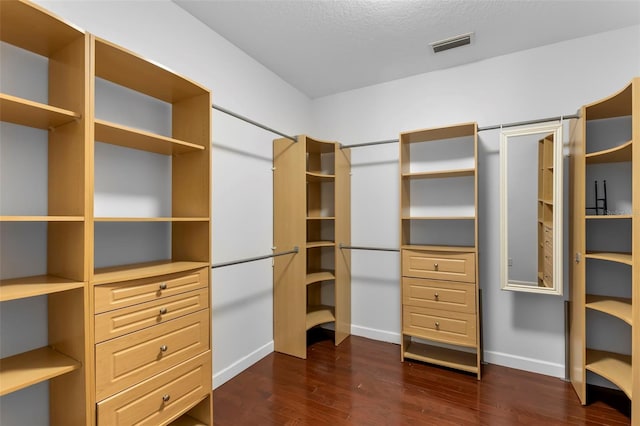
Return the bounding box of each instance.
[0,1,90,424]
[399,122,481,379]
[89,34,213,425]
[570,77,638,422]
[537,133,555,288]
[273,135,351,359]
[1,2,213,424]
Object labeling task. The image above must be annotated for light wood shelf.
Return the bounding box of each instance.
[0,215,84,222]
[586,295,632,325]
[306,305,335,330]
[306,241,335,248]
[586,214,633,220]
[401,216,475,220]
[402,168,475,179]
[0,346,81,396]
[95,119,204,155]
[401,244,476,252]
[307,216,335,220]
[400,122,476,144]
[168,415,208,426]
[0,275,84,302]
[404,341,478,374]
[94,37,208,103]
[586,349,632,399]
[94,217,209,222]
[0,0,83,57]
[0,93,80,129]
[306,172,335,182]
[305,271,335,286]
[585,252,632,265]
[586,140,632,164]
[93,260,210,285]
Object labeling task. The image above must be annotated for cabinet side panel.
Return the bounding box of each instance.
[49,288,87,426]
[172,93,211,218]
[569,114,587,404]
[273,137,306,358]
[335,146,351,345]
[48,35,87,216]
[631,78,639,422]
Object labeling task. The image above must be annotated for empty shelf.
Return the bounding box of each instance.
[93,260,209,285]
[0,275,84,302]
[0,93,80,129]
[0,215,83,222]
[402,168,475,179]
[585,252,632,265]
[167,414,208,426]
[586,140,632,164]
[306,241,335,248]
[586,295,632,325]
[0,346,81,396]
[404,341,478,373]
[305,271,335,286]
[585,349,632,399]
[306,305,335,330]
[306,172,335,182]
[94,217,209,222]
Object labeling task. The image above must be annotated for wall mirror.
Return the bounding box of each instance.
[500,122,563,295]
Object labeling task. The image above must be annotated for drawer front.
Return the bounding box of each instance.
[403,278,475,313]
[95,268,207,314]
[402,250,475,283]
[403,306,476,347]
[97,351,211,426]
[96,309,210,401]
[95,288,209,343]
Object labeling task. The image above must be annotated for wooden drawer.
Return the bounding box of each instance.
[403,305,476,347]
[97,351,211,426]
[96,309,210,401]
[95,288,209,343]
[95,268,208,314]
[403,278,475,314]
[402,250,475,283]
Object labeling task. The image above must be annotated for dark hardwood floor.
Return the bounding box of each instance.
[213,331,630,425]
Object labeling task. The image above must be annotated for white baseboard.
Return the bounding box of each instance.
[350,325,566,379]
[483,350,565,379]
[351,324,401,344]
[213,340,274,389]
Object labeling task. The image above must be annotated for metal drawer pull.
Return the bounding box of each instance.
[159,282,167,290]
[160,345,168,352]
[159,307,168,315]
[162,394,170,403]
[434,293,439,300]
[435,322,440,329]
[433,263,439,271]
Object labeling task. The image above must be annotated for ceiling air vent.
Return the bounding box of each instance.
[430,32,473,53]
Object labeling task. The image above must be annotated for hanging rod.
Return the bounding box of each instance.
[212,103,297,142]
[477,113,580,132]
[339,243,400,252]
[212,246,299,269]
[341,139,399,149]
[340,113,581,148]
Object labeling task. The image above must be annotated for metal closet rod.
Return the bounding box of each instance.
[212,246,299,269]
[340,113,581,149]
[340,243,400,252]
[212,103,297,142]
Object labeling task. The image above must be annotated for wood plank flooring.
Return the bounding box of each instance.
[213,332,630,425]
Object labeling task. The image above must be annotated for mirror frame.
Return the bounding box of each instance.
[500,121,563,295]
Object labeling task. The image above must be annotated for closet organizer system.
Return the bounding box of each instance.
[569,78,639,424]
[1,1,212,425]
[1,0,636,421]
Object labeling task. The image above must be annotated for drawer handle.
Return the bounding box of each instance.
[162,394,170,403]
[435,321,440,329]
[159,307,168,315]
[433,263,439,271]
[434,293,439,300]
[159,282,167,290]
[160,345,168,352]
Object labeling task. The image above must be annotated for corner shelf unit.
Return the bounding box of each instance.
[569,77,638,422]
[273,135,351,359]
[399,122,481,379]
[0,1,90,424]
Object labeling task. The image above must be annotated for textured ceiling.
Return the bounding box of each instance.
[174,0,640,99]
